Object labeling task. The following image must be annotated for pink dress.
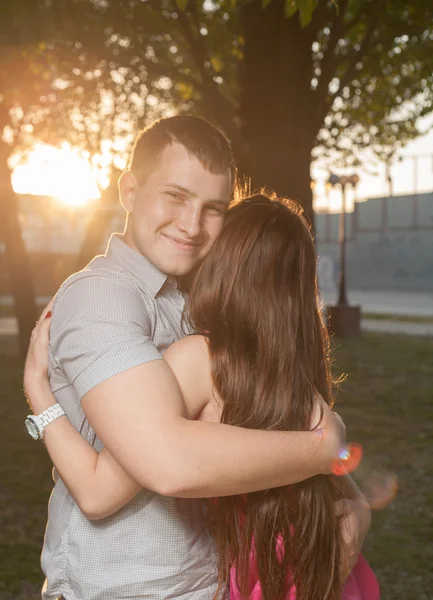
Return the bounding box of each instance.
[230,552,380,600]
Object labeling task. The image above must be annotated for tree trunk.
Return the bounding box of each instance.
[0,141,37,358]
[74,170,121,272]
[238,0,318,226]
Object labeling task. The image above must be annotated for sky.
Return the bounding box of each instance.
[313,117,433,212]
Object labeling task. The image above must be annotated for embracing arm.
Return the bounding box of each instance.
[31,382,141,520]
[26,277,345,507]
[24,309,141,520]
[25,330,339,519]
[80,342,343,498]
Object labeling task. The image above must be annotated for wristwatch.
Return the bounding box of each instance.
[25,404,66,440]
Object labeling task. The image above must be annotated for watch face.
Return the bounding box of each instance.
[25,418,40,440]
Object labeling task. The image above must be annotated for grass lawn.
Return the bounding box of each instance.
[362,312,433,324]
[1,332,432,600]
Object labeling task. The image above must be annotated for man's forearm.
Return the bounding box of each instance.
[83,361,344,498]
[109,417,336,498]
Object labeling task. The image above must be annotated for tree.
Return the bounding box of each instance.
[0,0,131,355]
[3,0,433,357]
[0,0,170,354]
[0,0,59,357]
[74,168,121,271]
[54,0,432,227]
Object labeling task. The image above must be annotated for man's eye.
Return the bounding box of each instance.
[167,192,182,201]
[206,206,225,215]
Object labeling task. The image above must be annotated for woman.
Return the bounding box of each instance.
[25,194,378,600]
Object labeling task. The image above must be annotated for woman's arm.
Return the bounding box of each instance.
[25,311,143,519]
[24,318,211,520]
[26,379,142,520]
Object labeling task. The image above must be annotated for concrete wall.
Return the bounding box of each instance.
[316,193,433,291]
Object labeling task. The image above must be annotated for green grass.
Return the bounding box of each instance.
[1,333,432,599]
[0,353,53,600]
[362,312,433,324]
[331,333,433,600]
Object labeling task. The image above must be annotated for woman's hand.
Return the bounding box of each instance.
[24,299,55,414]
[336,497,371,582]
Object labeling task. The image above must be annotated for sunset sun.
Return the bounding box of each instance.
[11,143,104,207]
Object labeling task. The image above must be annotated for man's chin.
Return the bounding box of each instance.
[159,259,198,278]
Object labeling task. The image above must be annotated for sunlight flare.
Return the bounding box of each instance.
[11,143,103,207]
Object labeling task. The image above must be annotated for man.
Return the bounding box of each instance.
[29,116,364,600]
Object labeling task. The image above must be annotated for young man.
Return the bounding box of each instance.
[28,116,360,600]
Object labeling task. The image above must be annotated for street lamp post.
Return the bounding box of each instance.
[326,172,361,337]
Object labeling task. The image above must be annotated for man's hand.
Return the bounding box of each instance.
[310,395,346,474]
[335,497,372,581]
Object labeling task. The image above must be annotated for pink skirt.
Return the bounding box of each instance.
[230,554,380,600]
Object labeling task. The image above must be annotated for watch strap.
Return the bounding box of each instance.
[27,404,66,439]
[38,403,66,431]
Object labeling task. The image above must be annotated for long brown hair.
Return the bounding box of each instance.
[186,193,342,600]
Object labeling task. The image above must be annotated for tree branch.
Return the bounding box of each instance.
[340,0,375,37]
[304,0,334,43]
[173,1,212,89]
[314,0,350,104]
[331,16,378,99]
[172,1,248,154]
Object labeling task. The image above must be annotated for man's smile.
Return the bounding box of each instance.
[162,233,203,251]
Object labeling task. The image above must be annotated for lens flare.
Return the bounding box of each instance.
[331,442,398,509]
[331,443,363,476]
[359,469,399,510]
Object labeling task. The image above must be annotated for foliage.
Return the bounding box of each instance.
[314,0,433,165]
[3,1,433,177]
[42,1,433,166]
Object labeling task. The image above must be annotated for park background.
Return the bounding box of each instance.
[0,1,432,599]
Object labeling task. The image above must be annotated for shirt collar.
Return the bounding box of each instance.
[106,233,171,298]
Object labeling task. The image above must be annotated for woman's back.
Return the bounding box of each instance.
[164,335,379,600]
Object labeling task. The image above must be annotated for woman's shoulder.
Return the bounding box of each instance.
[164,333,210,362]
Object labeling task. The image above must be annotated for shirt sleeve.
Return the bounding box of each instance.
[50,272,162,400]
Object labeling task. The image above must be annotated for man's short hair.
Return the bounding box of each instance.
[128,115,236,187]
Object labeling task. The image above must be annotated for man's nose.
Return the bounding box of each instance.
[177,204,202,238]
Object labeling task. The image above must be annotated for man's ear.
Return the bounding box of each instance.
[118,171,138,213]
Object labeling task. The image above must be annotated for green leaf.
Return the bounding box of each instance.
[175,0,188,11]
[176,82,193,101]
[262,0,273,8]
[284,0,318,25]
[299,0,317,27]
[284,0,298,19]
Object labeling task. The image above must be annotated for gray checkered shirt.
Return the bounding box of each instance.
[42,234,219,600]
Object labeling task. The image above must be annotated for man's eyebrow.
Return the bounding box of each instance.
[164,183,228,205]
[164,183,195,196]
[205,199,229,206]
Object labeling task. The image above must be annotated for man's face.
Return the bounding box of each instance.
[121,143,231,277]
